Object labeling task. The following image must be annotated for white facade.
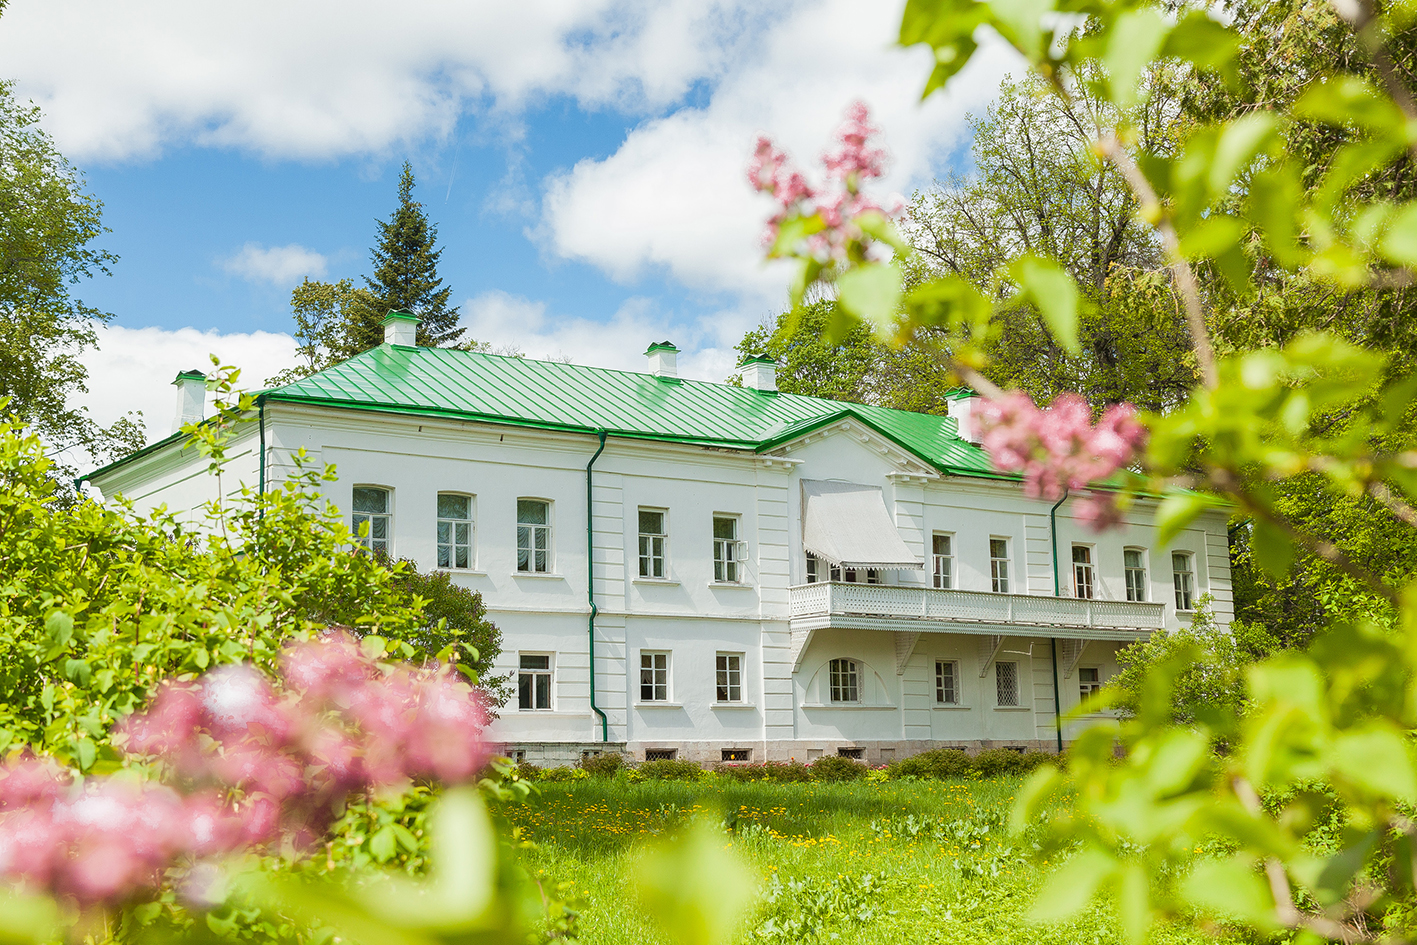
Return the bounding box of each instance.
[86,364,1232,767]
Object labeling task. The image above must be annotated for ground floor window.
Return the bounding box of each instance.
[935,660,959,705]
[640,651,670,702]
[716,652,743,702]
[518,654,552,710]
[1079,666,1101,702]
[828,658,860,703]
[995,660,1019,707]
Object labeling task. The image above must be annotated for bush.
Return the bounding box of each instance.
[635,759,703,782]
[762,761,812,782]
[973,748,1055,777]
[889,748,973,780]
[713,763,764,782]
[538,766,585,782]
[809,755,868,782]
[579,752,626,777]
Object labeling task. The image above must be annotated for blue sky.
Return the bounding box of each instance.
[1,0,1013,442]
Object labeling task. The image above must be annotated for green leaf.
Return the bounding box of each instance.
[633,815,756,945]
[1117,862,1152,944]
[44,610,73,646]
[1209,115,1279,199]
[1331,724,1417,801]
[63,658,91,687]
[1155,492,1221,545]
[1028,848,1116,922]
[74,738,95,772]
[836,261,904,336]
[1161,13,1239,81]
[0,890,60,945]
[1008,255,1080,354]
[1249,163,1307,267]
[1181,856,1275,925]
[1251,519,1296,578]
[856,210,913,256]
[369,825,397,863]
[1295,75,1406,136]
[1010,765,1062,833]
[1379,201,1417,266]
[1105,9,1170,107]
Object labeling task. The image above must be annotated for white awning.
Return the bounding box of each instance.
[801,480,923,570]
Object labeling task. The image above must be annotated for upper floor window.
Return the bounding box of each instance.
[932,534,953,589]
[713,515,742,583]
[640,651,669,702]
[995,660,1019,707]
[843,567,881,584]
[518,654,552,710]
[806,553,822,583]
[436,493,473,569]
[716,652,743,703]
[638,508,667,579]
[828,658,860,703]
[352,486,391,556]
[1072,545,1094,599]
[1173,552,1195,611]
[1079,666,1101,702]
[935,659,959,705]
[1124,548,1147,602]
[990,538,1010,593]
[517,499,551,573]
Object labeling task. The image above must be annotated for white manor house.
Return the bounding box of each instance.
[82,313,1233,766]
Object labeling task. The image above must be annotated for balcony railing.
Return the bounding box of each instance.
[789,581,1164,631]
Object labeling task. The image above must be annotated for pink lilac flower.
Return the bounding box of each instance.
[978,392,1147,529]
[0,635,491,910]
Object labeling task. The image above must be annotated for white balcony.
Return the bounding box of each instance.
[788,581,1164,640]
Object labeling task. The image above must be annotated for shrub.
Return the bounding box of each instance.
[809,755,868,782]
[579,752,626,777]
[713,763,766,782]
[973,748,1041,777]
[889,748,973,780]
[636,759,703,782]
[762,761,812,782]
[538,766,585,782]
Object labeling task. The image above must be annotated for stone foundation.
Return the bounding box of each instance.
[493,739,1057,768]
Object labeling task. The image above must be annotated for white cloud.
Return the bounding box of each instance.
[540,0,1018,301]
[0,0,783,161]
[220,242,328,285]
[463,290,748,382]
[72,324,301,447]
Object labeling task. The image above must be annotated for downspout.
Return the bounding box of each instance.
[586,430,609,743]
[1049,489,1069,754]
[257,395,267,514]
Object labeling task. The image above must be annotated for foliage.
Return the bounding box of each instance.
[0,81,143,477]
[805,756,868,782]
[754,871,894,944]
[631,759,705,783]
[387,557,509,705]
[362,161,463,350]
[712,761,814,783]
[264,277,380,385]
[886,748,1055,780]
[579,752,627,778]
[1109,600,1252,725]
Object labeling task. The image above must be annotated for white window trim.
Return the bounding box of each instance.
[712,513,749,585]
[639,650,671,703]
[1123,547,1148,602]
[1072,543,1095,600]
[934,658,960,705]
[715,651,745,704]
[1172,551,1197,612]
[989,536,1012,594]
[517,651,554,712]
[827,657,862,704]
[931,533,954,590]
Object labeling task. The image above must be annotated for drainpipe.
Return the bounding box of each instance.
[586,430,609,743]
[257,395,267,515]
[1048,489,1069,754]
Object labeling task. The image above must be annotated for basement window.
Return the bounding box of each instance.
[837,747,864,760]
[722,748,751,762]
[645,749,677,762]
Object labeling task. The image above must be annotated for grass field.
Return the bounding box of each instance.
[490,777,1219,945]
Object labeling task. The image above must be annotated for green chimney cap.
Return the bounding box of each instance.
[172,370,206,384]
[382,310,420,325]
[738,355,776,367]
[644,341,678,354]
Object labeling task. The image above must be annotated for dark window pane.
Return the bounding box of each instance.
[438,494,470,519]
[535,673,551,709]
[353,487,387,513]
[517,500,547,525]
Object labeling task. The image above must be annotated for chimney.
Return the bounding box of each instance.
[382,310,420,346]
[740,355,777,392]
[947,391,983,445]
[645,341,678,378]
[171,370,207,433]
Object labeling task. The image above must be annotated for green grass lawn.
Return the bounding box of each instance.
[490,777,1221,945]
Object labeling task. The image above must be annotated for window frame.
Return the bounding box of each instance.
[1078,666,1101,703]
[1072,544,1095,600]
[1172,551,1196,611]
[712,514,745,584]
[436,492,475,570]
[715,652,744,703]
[352,485,393,556]
[932,533,954,590]
[639,650,670,703]
[935,659,960,705]
[995,660,1020,707]
[989,537,1011,593]
[637,507,668,579]
[806,553,822,584]
[828,657,861,704]
[516,498,553,574]
[517,652,553,711]
[1124,547,1148,602]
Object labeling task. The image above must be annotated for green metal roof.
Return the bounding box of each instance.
[262,344,998,477]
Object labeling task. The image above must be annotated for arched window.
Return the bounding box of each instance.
[828,658,860,703]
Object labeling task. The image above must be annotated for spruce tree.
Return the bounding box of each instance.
[358,162,464,349]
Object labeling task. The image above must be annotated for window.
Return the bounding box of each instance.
[1072,545,1094,599]
[932,534,953,589]
[640,651,669,702]
[935,660,959,705]
[518,654,552,710]
[352,487,391,555]
[842,567,881,584]
[828,658,860,703]
[995,660,1019,707]
[436,493,473,569]
[638,508,666,578]
[990,538,1010,593]
[1079,666,1101,702]
[722,748,751,762]
[806,553,822,583]
[713,516,742,583]
[517,499,551,573]
[644,749,676,761]
[716,653,743,702]
[838,747,864,759]
[1173,552,1195,610]
[1124,549,1147,602]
